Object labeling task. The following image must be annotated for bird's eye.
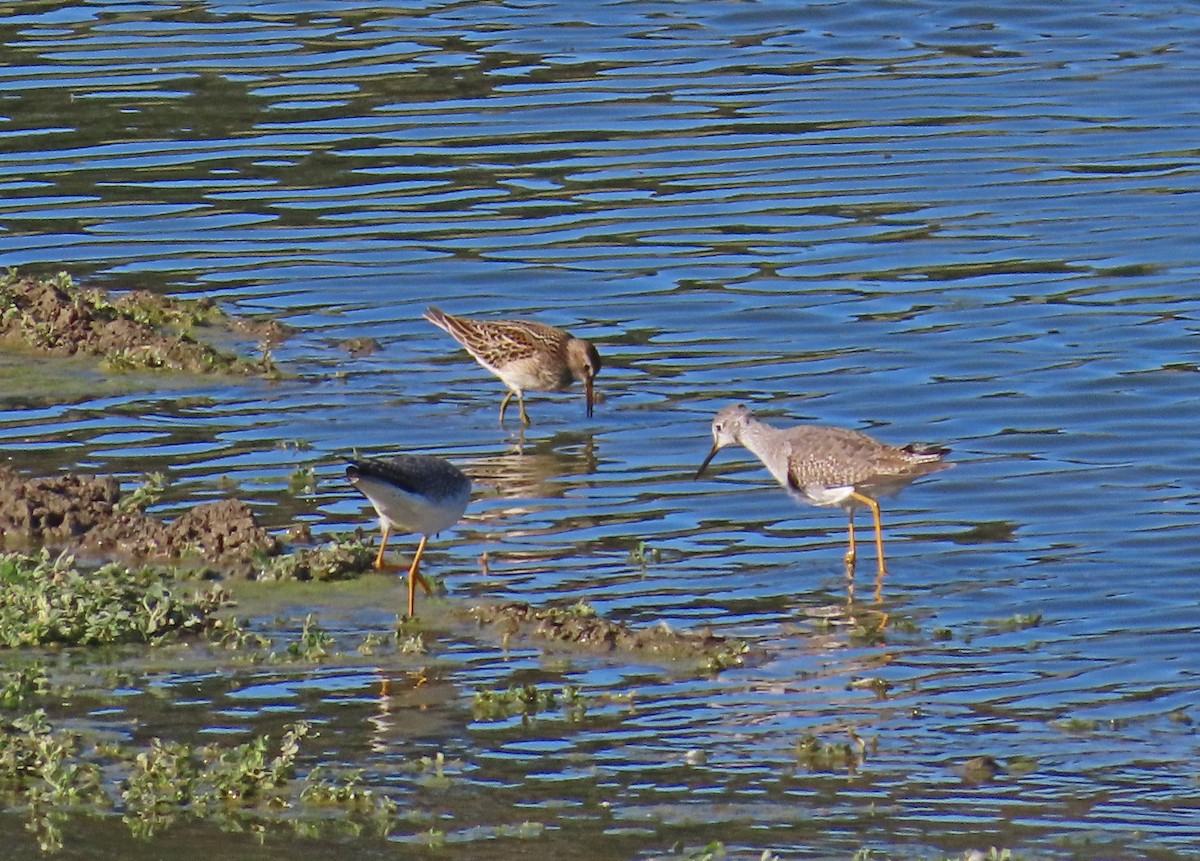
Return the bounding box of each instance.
[714,423,723,433]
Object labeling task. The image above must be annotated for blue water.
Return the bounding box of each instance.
[2,1,1199,858]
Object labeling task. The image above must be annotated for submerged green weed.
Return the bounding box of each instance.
[0,709,106,852]
[0,705,403,852]
[122,722,310,838]
[472,684,589,723]
[628,540,661,569]
[793,730,870,774]
[983,612,1043,633]
[285,614,335,661]
[115,472,169,514]
[298,766,397,836]
[256,534,375,581]
[0,664,50,709]
[0,550,230,648]
[288,466,317,495]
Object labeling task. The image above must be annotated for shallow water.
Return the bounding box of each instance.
[2,1,1200,858]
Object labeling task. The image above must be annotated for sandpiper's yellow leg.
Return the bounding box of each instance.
[375,524,433,594]
[499,391,514,424]
[844,510,857,604]
[406,534,430,617]
[374,524,392,569]
[850,491,886,602]
[517,392,531,426]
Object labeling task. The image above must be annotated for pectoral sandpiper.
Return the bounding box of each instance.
[423,306,601,425]
[346,455,471,617]
[695,403,949,603]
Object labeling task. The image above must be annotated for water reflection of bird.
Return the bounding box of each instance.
[423,306,601,425]
[346,455,471,617]
[472,432,599,500]
[695,403,949,603]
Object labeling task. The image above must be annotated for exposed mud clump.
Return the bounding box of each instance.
[0,466,280,574]
[468,600,758,672]
[0,270,284,375]
[0,469,122,539]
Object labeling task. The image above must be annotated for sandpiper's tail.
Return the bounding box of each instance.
[423,305,453,333]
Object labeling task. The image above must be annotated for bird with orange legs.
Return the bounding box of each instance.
[696,404,949,605]
[346,454,471,617]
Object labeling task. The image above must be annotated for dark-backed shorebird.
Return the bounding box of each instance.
[695,403,948,603]
[346,455,471,617]
[423,306,601,425]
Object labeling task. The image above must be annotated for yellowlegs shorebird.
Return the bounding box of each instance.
[423,306,601,425]
[695,403,948,603]
[346,455,471,617]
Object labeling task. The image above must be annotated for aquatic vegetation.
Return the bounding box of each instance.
[1052,716,1100,734]
[0,664,49,708]
[115,472,169,514]
[850,845,1027,860]
[0,681,407,853]
[420,826,447,847]
[793,730,871,773]
[660,841,728,860]
[288,466,317,495]
[397,632,427,654]
[209,614,274,652]
[472,683,588,722]
[297,767,397,836]
[983,612,1043,633]
[255,533,375,581]
[628,539,662,569]
[285,613,335,661]
[0,550,230,648]
[0,709,106,852]
[121,723,310,838]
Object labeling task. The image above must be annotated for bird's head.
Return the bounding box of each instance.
[566,338,602,418]
[696,403,753,478]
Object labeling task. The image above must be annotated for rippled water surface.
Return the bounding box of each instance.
[2,1,1200,858]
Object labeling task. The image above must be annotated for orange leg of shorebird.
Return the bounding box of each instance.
[844,509,858,604]
[373,524,391,569]
[849,491,887,603]
[375,524,433,596]
[405,534,430,618]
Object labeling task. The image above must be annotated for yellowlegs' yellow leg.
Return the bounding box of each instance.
[374,523,433,594]
[844,510,857,604]
[373,524,391,569]
[406,535,429,618]
[850,491,887,603]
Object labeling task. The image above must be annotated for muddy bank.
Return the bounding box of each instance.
[0,467,384,581]
[0,466,280,575]
[0,466,755,670]
[467,600,759,671]
[0,270,285,375]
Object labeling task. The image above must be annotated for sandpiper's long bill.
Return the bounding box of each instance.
[696,403,949,603]
[346,454,471,617]
[423,306,601,425]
